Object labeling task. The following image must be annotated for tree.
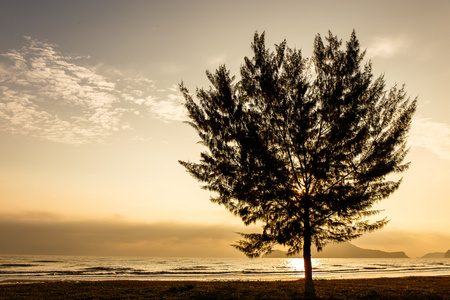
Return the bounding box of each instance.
[179,31,416,281]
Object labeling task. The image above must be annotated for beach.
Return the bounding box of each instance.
[0,276,449,299]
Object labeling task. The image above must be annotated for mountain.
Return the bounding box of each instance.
[445,250,450,258]
[264,250,296,258]
[422,252,445,258]
[263,242,408,258]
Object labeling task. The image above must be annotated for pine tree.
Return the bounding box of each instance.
[179,30,416,281]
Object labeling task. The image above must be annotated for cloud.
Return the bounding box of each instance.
[0,37,186,144]
[145,87,187,122]
[208,54,227,66]
[409,118,450,160]
[367,35,411,59]
[0,212,245,257]
[159,62,182,74]
[1,212,447,258]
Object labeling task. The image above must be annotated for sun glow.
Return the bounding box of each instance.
[285,258,321,273]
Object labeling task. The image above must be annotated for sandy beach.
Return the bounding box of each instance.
[0,276,448,299]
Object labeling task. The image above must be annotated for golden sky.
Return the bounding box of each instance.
[0,0,449,258]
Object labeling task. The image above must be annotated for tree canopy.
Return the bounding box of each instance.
[179,30,416,280]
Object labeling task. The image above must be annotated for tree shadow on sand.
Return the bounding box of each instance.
[304,280,317,299]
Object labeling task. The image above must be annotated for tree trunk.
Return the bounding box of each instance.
[303,205,313,281]
[303,232,316,299]
[303,229,313,281]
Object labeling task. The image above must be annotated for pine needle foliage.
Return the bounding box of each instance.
[179,30,416,280]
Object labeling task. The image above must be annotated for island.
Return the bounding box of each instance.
[264,242,409,258]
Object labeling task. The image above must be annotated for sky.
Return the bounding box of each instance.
[0,0,449,258]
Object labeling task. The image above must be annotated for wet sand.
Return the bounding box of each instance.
[0,276,449,299]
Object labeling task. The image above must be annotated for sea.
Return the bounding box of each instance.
[0,255,449,282]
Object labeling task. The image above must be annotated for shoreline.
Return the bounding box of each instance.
[1,273,449,283]
[1,269,449,283]
[0,275,449,299]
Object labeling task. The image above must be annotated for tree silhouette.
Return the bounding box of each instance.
[179,30,416,281]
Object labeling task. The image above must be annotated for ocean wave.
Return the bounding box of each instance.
[0,256,449,281]
[172,265,211,271]
[0,264,37,268]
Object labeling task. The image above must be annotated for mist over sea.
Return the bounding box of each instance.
[1,255,449,282]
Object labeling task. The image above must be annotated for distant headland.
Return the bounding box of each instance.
[263,242,409,258]
[421,249,450,258]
